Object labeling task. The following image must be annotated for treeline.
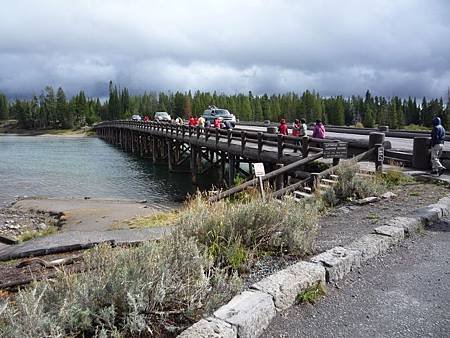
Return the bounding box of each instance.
[1,83,449,130]
[1,87,102,129]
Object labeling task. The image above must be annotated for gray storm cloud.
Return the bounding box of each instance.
[0,0,449,99]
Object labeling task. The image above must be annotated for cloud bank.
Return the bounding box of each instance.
[0,0,449,99]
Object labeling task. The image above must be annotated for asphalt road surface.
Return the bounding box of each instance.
[262,219,450,338]
[237,124,450,152]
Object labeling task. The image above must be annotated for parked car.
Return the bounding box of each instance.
[202,106,236,127]
[131,114,142,121]
[154,111,171,121]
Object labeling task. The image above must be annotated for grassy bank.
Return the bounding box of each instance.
[0,195,323,337]
[0,165,402,337]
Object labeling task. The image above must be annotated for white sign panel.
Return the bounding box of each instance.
[253,163,266,177]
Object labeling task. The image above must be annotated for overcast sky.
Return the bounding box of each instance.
[1,0,449,99]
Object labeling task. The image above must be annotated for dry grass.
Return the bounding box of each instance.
[126,211,179,229]
[0,235,241,337]
[178,194,321,270]
[17,226,59,243]
[1,192,322,337]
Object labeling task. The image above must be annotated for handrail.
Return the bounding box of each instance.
[94,120,347,161]
[270,147,375,199]
[208,152,323,202]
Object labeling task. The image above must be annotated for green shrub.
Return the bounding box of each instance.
[0,235,242,337]
[297,282,326,304]
[178,194,321,270]
[403,124,430,132]
[380,169,414,187]
[17,226,58,242]
[323,163,385,206]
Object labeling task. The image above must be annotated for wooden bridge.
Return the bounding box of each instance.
[94,120,384,200]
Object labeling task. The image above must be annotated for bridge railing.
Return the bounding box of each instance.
[95,120,349,160]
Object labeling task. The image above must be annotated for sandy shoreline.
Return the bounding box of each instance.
[0,131,94,138]
[0,197,179,243]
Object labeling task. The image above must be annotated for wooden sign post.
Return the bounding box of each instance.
[253,163,266,199]
[323,142,348,159]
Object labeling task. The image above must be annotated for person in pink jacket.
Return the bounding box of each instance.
[312,119,326,139]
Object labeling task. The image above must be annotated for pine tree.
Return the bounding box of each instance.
[363,105,375,128]
[120,87,130,118]
[56,87,71,128]
[0,93,8,120]
[183,92,192,117]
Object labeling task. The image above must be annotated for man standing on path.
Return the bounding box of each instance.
[431,116,446,175]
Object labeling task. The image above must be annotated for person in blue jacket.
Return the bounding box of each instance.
[430,116,446,175]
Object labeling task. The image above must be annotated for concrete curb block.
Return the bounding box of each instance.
[383,216,422,235]
[251,261,325,311]
[373,225,405,242]
[177,317,236,338]
[178,195,450,338]
[213,290,276,338]
[310,247,361,283]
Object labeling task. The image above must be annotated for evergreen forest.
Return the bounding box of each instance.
[0,81,449,130]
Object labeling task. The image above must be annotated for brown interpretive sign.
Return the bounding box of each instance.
[323,142,348,159]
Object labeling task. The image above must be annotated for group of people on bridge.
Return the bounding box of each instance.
[182,116,233,129]
[278,118,326,139]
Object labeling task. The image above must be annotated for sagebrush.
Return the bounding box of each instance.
[178,194,321,270]
[0,234,241,337]
[1,193,321,337]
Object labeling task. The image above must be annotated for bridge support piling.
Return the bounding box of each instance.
[218,152,226,185]
[190,145,198,184]
[152,137,157,164]
[167,139,174,172]
[228,155,236,186]
[275,163,284,191]
[131,131,135,154]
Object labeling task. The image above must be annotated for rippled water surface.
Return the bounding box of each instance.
[0,135,208,206]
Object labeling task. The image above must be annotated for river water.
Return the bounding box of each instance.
[0,135,213,207]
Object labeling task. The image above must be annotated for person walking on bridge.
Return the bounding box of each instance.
[312,119,325,139]
[299,118,307,137]
[431,116,446,176]
[292,119,301,152]
[278,119,288,135]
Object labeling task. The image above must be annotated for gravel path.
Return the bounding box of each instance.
[262,219,450,338]
[314,181,449,253]
[243,181,449,287]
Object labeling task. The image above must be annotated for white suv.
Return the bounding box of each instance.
[154,112,171,121]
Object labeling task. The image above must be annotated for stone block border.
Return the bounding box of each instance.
[178,195,450,338]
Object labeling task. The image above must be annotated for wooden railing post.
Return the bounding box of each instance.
[374,143,383,172]
[275,163,284,191]
[215,128,220,146]
[277,134,283,160]
[227,129,232,147]
[241,130,246,155]
[257,132,263,160]
[310,173,320,192]
[302,136,309,158]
